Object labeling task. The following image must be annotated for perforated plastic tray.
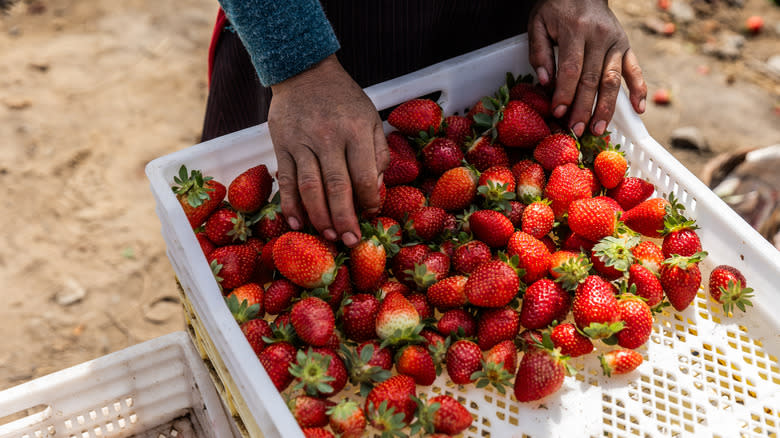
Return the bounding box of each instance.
[145,34,780,438]
[0,332,240,438]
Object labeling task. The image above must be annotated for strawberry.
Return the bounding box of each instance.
[549,250,592,291]
[593,148,627,189]
[544,163,592,218]
[196,232,215,258]
[568,197,618,242]
[301,428,334,438]
[708,265,754,313]
[340,342,392,397]
[395,344,436,386]
[652,88,671,106]
[572,275,624,338]
[405,206,447,241]
[606,176,655,211]
[631,240,665,276]
[507,231,552,283]
[288,395,333,428]
[560,230,596,254]
[377,279,412,297]
[414,395,474,436]
[550,322,593,357]
[496,100,550,148]
[388,98,443,136]
[477,165,516,209]
[421,136,464,175]
[263,278,300,315]
[591,235,641,280]
[505,200,526,227]
[437,308,477,339]
[404,251,450,291]
[614,294,654,349]
[365,374,417,427]
[622,198,670,238]
[291,297,335,347]
[225,283,264,323]
[384,132,422,187]
[429,166,479,211]
[273,231,337,288]
[514,160,546,203]
[509,80,552,118]
[660,252,707,311]
[520,278,572,329]
[228,164,273,213]
[627,264,665,307]
[663,228,702,258]
[446,339,483,384]
[518,329,544,353]
[452,240,492,275]
[290,347,348,397]
[257,341,297,391]
[521,199,555,239]
[341,293,380,342]
[594,195,625,215]
[323,264,351,310]
[391,244,430,287]
[252,201,290,241]
[599,349,643,376]
[465,136,510,171]
[407,293,434,320]
[464,256,522,308]
[471,339,518,394]
[382,185,427,222]
[350,237,389,292]
[533,133,580,171]
[444,115,474,146]
[582,167,602,196]
[208,244,256,291]
[327,400,367,438]
[205,206,252,245]
[375,290,423,346]
[426,275,468,310]
[467,98,494,121]
[172,165,226,229]
[746,15,764,35]
[513,333,574,402]
[469,209,514,248]
[477,307,520,350]
[240,318,272,355]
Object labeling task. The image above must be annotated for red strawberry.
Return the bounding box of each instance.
[472,339,518,394]
[627,264,665,307]
[421,137,464,175]
[382,185,427,222]
[517,329,544,353]
[301,428,334,438]
[509,81,552,118]
[365,375,417,427]
[505,200,526,227]
[465,136,510,171]
[377,279,411,297]
[477,307,520,350]
[241,318,272,355]
[572,275,623,338]
[196,232,216,258]
[208,244,256,290]
[444,115,474,146]
[599,349,643,376]
[464,257,522,308]
[437,308,477,338]
[590,235,641,280]
[228,164,273,213]
[550,323,593,357]
[594,195,625,215]
[327,400,367,438]
[289,347,347,397]
[429,166,479,211]
[467,98,494,121]
[660,252,707,311]
[622,198,670,238]
[533,133,580,171]
[341,293,380,342]
[405,206,447,241]
[507,231,552,283]
[384,132,421,187]
[469,209,515,248]
[663,228,702,258]
[253,201,290,241]
[205,206,252,245]
[607,177,655,211]
[593,149,627,189]
[257,341,297,391]
[427,275,468,310]
[708,265,754,313]
[375,290,423,346]
[544,163,592,218]
[496,100,550,148]
[446,339,483,384]
[340,342,392,396]
[273,231,337,288]
[513,334,573,402]
[416,395,474,436]
[477,165,516,209]
[615,295,653,349]
[395,344,436,386]
[520,278,572,329]
[323,264,351,310]
[263,278,300,315]
[291,297,335,347]
[350,237,389,292]
[521,199,555,240]
[567,197,618,242]
[514,160,547,203]
[560,230,596,254]
[631,240,665,276]
[388,98,443,136]
[225,283,264,323]
[404,251,450,291]
[407,293,433,320]
[452,240,492,275]
[549,250,592,291]
[391,244,430,287]
[288,395,333,428]
[172,165,226,229]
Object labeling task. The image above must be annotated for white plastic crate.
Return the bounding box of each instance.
[0,332,240,438]
[145,34,780,438]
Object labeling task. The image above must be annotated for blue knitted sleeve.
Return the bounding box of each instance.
[217,0,341,86]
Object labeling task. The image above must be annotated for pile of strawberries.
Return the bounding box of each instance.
[172,74,754,438]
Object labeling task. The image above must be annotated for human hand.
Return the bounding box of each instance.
[269,55,389,247]
[528,0,647,137]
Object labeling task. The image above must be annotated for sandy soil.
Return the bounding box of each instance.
[0,0,777,392]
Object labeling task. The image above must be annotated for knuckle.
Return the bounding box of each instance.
[579,71,601,89]
[559,61,581,78]
[601,69,622,90]
[298,173,321,192]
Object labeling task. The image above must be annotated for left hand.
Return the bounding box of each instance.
[528,0,647,137]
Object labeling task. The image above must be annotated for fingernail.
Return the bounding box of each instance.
[553,105,567,118]
[593,120,607,135]
[572,122,585,137]
[287,216,300,230]
[638,98,646,113]
[536,67,549,85]
[323,228,338,241]
[377,173,384,189]
[342,232,359,247]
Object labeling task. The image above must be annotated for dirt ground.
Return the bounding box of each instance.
[0,0,777,393]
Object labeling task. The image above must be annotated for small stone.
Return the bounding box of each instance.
[28,62,49,72]
[669,1,695,24]
[3,98,31,110]
[670,126,710,153]
[702,32,745,60]
[766,55,780,77]
[54,278,87,306]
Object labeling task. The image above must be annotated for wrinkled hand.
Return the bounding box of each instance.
[269,55,389,247]
[528,0,647,137]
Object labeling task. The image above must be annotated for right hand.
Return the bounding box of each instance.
[268,55,389,247]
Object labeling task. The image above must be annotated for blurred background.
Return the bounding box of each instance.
[0,0,777,391]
